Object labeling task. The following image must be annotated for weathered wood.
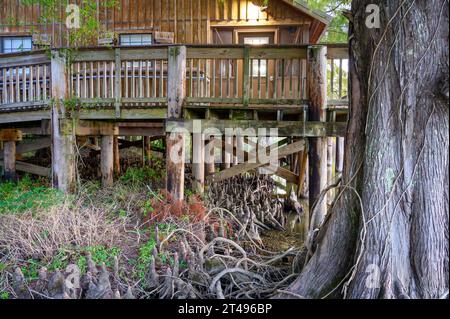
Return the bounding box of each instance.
[113,136,120,175]
[166,120,346,137]
[60,120,119,136]
[143,136,152,165]
[0,137,51,160]
[335,137,344,175]
[51,51,76,193]
[0,160,50,177]
[101,135,114,187]
[205,136,216,176]
[0,129,23,142]
[307,45,328,228]
[192,133,205,194]
[2,141,16,180]
[166,46,187,201]
[211,140,305,182]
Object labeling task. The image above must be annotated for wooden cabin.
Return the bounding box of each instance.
[0,1,349,221]
[0,0,330,48]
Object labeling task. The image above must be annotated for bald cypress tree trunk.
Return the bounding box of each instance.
[284,0,449,299]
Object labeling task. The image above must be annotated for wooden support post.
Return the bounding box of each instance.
[3,141,16,180]
[113,136,120,175]
[192,133,205,194]
[0,129,22,181]
[224,135,233,169]
[101,135,114,187]
[143,136,152,166]
[307,46,328,228]
[336,137,344,175]
[327,137,334,205]
[166,46,186,201]
[205,136,216,176]
[51,50,76,193]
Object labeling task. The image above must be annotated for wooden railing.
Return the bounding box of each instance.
[326,43,349,108]
[0,44,349,116]
[185,46,308,107]
[0,50,51,111]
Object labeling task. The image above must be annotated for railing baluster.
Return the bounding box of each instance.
[242,47,250,107]
[146,60,150,98]
[103,61,107,98]
[22,67,27,102]
[29,66,34,101]
[234,59,238,98]
[159,59,164,98]
[97,62,101,99]
[16,67,20,102]
[90,62,94,100]
[197,59,200,98]
[281,59,285,99]
[338,59,343,99]
[257,59,261,99]
[330,58,334,99]
[83,62,87,99]
[76,63,80,98]
[153,59,157,98]
[43,65,47,100]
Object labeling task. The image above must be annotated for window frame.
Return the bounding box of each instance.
[1,36,33,54]
[119,33,153,47]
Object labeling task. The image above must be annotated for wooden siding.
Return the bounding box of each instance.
[0,0,319,47]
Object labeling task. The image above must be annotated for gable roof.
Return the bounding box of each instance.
[282,0,332,25]
[279,0,331,43]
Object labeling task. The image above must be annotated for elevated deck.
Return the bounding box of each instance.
[1,44,348,126]
[1,44,349,206]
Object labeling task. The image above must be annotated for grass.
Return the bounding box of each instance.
[0,175,64,215]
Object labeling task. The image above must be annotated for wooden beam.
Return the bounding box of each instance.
[60,120,118,136]
[0,137,51,160]
[273,166,299,184]
[0,160,50,177]
[211,140,306,182]
[0,129,22,142]
[166,120,346,137]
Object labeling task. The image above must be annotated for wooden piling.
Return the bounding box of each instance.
[113,136,120,175]
[143,136,152,165]
[336,137,344,175]
[307,46,328,228]
[51,50,76,193]
[3,141,16,180]
[0,129,22,181]
[192,133,205,193]
[166,46,186,201]
[205,136,216,176]
[101,135,114,187]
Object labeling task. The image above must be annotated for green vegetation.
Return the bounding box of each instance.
[0,175,64,215]
[306,0,351,43]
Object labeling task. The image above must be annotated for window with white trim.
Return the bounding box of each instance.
[119,34,152,46]
[1,36,32,53]
[243,36,269,77]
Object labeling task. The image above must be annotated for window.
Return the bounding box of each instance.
[244,36,269,77]
[1,36,32,53]
[119,34,152,46]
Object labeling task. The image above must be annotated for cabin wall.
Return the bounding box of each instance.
[0,0,315,48]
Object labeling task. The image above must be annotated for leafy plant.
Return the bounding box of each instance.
[0,176,64,215]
